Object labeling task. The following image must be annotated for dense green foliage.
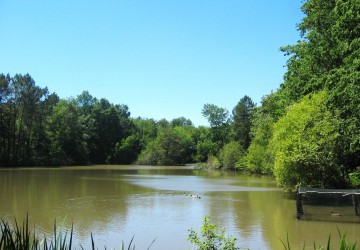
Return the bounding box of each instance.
[269,91,344,189]
[232,95,255,150]
[270,0,360,189]
[1,0,360,189]
[187,216,239,250]
[243,0,360,189]
[0,74,253,168]
[0,76,133,166]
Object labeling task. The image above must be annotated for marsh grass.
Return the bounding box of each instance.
[0,214,75,250]
[280,228,357,250]
[0,215,154,250]
[0,215,356,250]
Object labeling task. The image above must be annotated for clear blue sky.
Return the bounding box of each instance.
[0,0,303,126]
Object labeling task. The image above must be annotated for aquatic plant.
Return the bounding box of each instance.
[0,215,37,250]
[0,215,357,250]
[0,215,74,250]
[0,215,154,250]
[280,228,357,250]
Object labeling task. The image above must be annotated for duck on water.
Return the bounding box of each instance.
[184,193,201,199]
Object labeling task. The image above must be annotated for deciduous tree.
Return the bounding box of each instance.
[202,104,231,152]
[269,91,345,190]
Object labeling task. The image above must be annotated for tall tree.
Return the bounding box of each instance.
[242,92,285,173]
[171,117,193,127]
[0,74,52,166]
[232,95,255,150]
[33,92,59,164]
[137,126,193,165]
[0,74,12,165]
[76,91,98,163]
[202,104,231,152]
[244,112,274,174]
[46,100,87,165]
[193,126,215,163]
[133,118,158,147]
[279,0,360,180]
[280,0,360,102]
[90,99,132,163]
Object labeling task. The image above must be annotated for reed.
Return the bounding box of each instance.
[0,216,357,250]
[0,215,75,250]
[0,216,149,250]
[280,228,357,250]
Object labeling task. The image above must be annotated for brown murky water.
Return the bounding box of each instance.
[0,165,359,249]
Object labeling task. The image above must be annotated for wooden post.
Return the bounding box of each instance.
[296,189,303,219]
[354,194,360,216]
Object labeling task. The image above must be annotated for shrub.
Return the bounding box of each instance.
[349,171,360,188]
[206,155,221,169]
[187,216,239,250]
[218,141,244,170]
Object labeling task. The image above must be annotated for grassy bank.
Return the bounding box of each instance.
[0,216,357,250]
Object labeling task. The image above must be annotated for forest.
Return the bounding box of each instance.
[1,0,359,190]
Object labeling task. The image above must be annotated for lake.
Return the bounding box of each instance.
[0,165,359,249]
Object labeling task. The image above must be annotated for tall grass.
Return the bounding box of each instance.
[0,214,76,250]
[280,228,357,250]
[0,216,356,249]
[0,215,154,250]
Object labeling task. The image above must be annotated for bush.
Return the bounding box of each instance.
[269,91,345,190]
[349,171,360,188]
[218,141,244,170]
[187,216,239,250]
[206,155,221,169]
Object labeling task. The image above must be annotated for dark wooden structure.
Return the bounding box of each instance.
[296,187,360,222]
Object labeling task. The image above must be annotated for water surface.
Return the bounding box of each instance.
[0,166,359,249]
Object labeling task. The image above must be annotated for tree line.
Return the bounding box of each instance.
[0,73,254,168]
[1,0,359,190]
